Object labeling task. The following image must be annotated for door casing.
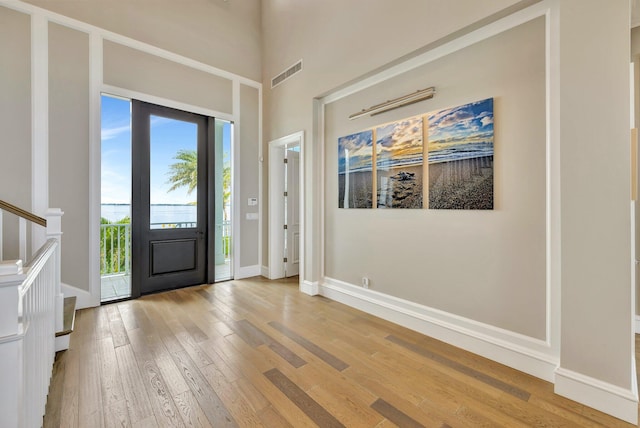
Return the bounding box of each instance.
[268,131,304,281]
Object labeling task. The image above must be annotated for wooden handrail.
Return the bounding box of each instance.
[0,200,46,227]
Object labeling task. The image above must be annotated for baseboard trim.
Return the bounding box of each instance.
[61,282,96,309]
[320,277,558,382]
[261,265,270,278]
[300,280,319,296]
[235,265,260,280]
[635,315,640,333]
[555,367,638,424]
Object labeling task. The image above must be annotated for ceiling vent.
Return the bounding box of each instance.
[271,60,303,89]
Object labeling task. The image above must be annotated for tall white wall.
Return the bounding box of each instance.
[261,0,527,283]
[23,0,262,81]
[0,6,31,260]
[555,0,632,394]
[263,0,636,422]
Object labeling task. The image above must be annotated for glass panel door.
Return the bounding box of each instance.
[131,101,207,296]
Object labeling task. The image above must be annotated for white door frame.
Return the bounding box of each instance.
[268,131,304,282]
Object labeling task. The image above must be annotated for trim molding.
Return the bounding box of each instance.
[61,282,93,310]
[635,315,640,334]
[235,265,260,280]
[301,280,319,296]
[320,277,558,382]
[555,368,638,424]
[260,265,270,278]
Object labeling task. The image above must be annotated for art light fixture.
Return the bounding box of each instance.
[348,87,436,120]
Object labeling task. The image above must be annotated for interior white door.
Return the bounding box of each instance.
[285,149,300,277]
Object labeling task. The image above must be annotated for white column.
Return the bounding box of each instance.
[46,208,64,333]
[31,14,49,252]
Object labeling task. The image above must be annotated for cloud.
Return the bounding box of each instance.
[480,116,493,127]
[101,124,131,141]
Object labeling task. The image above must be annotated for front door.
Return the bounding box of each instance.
[131,101,210,295]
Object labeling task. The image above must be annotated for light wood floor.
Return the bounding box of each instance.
[43,276,637,427]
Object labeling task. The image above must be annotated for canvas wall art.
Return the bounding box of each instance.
[338,130,374,208]
[376,116,424,208]
[427,98,494,209]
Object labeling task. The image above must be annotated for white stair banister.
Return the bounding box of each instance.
[46,208,64,334]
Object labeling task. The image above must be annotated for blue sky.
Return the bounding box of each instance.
[101,95,231,204]
[427,98,494,153]
[376,116,423,168]
[338,130,373,173]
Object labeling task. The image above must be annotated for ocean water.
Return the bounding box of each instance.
[101,204,197,224]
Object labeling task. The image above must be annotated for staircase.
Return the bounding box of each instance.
[55,296,77,351]
[0,200,70,427]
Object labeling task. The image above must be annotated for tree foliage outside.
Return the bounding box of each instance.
[100,216,130,275]
[167,149,198,195]
[166,149,231,219]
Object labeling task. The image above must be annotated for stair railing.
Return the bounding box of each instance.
[0,200,64,428]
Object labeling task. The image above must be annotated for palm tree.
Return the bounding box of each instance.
[167,149,231,210]
[167,149,198,195]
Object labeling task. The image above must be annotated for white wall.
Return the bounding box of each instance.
[324,17,546,339]
[556,0,632,391]
[23,0,262,82]
[263,0,636,422]
[0,6,31,260]
[261,0,527,282]
[48,22,90,291]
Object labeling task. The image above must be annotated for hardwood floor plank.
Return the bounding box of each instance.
[98,337,126,409]
[268,321,349,371]
[371,398,425,428]
[171,349,238,427]
[200,363,265,427]
[115,344,154,424]
[387,334,530,401]
[117,302,139,332]
[107,305,130,348]
[59,348,80,428]
[264,368,346,428]
[231,319,307,368]
[78,338,105,428]
[256,405,294,428]
[104,399,130,428]
[44,278,637,428]
[173,390,214,428]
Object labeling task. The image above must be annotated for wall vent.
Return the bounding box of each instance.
[271,60,303,89]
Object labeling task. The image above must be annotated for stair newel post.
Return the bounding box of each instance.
[46,208,64,333]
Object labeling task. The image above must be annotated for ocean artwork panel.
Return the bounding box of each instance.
[338,130,373,208]
[376,116,423,208]
[428,98,494,210]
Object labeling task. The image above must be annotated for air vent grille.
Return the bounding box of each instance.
[271,60,303,89]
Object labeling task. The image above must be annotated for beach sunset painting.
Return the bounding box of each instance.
[338,130,373,208]
[376,116,423,208]
[428,98,494,209]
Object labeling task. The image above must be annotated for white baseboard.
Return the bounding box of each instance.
[555,367,638,424]
[235,265,260,280]
[320,277,558,382]
[635,315,640,333]
[300,280,319,296]
[261,265,270,278]
[61,282,96,309]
